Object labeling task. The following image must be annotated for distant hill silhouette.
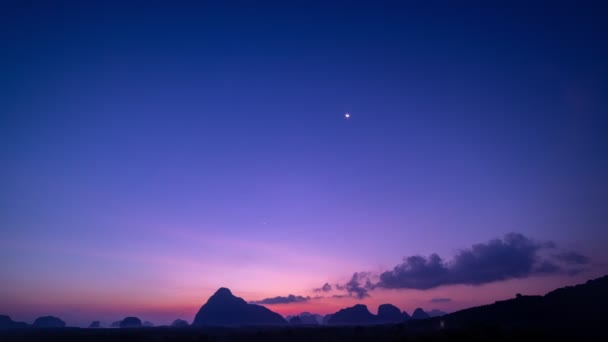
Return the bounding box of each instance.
[32,316,65,328]
[299,312,322,325]
[328,304,377,325]
[192,288,286,326]
[110,320,121,328]
[0,315,28,329]
[427,309,447,317]
[288,316,302,324]
[377,304,406,323]
[285,312,322,325]
[143,321,154,327]
[119,317,142,328]
[88,321,101,328]
[327,304,421,325]
[170,319,189,328]
[411,308,430,320]
[406,275,608,333]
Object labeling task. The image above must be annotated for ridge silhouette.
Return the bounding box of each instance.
[405,275,608,333]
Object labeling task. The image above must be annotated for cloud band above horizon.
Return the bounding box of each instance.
[316,233,590,299]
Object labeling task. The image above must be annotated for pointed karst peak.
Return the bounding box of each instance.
[193,287,286,326]
[213,287,233,297]
[206,287,246,306]
[411,308,430,320]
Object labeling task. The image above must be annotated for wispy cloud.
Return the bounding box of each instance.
[553,251,591,265]
[429,298,452,303]
[313,282,332,292]
[249,294,310,305]
[344,272,374,299]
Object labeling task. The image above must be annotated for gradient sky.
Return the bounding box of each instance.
[1,0,608,327]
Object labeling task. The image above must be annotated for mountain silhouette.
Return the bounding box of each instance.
[377,304,407,323]
[406,275,608,334]
[119,317,142,328]
[170,319,189,328]
[411,308,430,320]
[32,316,65,328]
[88,321,101,328]
[327,304,377,325]
[191,287,286,326]
[0,315,28,329]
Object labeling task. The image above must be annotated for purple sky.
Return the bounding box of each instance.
[1,1,607,327]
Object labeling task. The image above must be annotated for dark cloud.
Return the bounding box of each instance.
[250,294,310,305]
[378,253,449,290]
[554,252,591,265]
[534,260,563,274]
[313,233,589,298]
[313,282,332,292]
[344,272,373,299]
[566,268,585,276]
[430,298,452,303]
[310,294,350,300]
[376,233,584,290]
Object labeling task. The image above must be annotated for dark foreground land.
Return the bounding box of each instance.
[0,325,604,342]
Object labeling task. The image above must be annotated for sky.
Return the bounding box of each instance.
[1,0,608,327]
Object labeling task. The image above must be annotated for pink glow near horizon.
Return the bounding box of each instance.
[3,223,607,328]
[3,268,605,328]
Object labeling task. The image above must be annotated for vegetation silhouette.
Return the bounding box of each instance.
[88,321,101,328]
[118,317,142,328]
[170,319,189,328]
[32,316,65,328]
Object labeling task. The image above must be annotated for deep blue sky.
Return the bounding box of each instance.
[1,0,607,326]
